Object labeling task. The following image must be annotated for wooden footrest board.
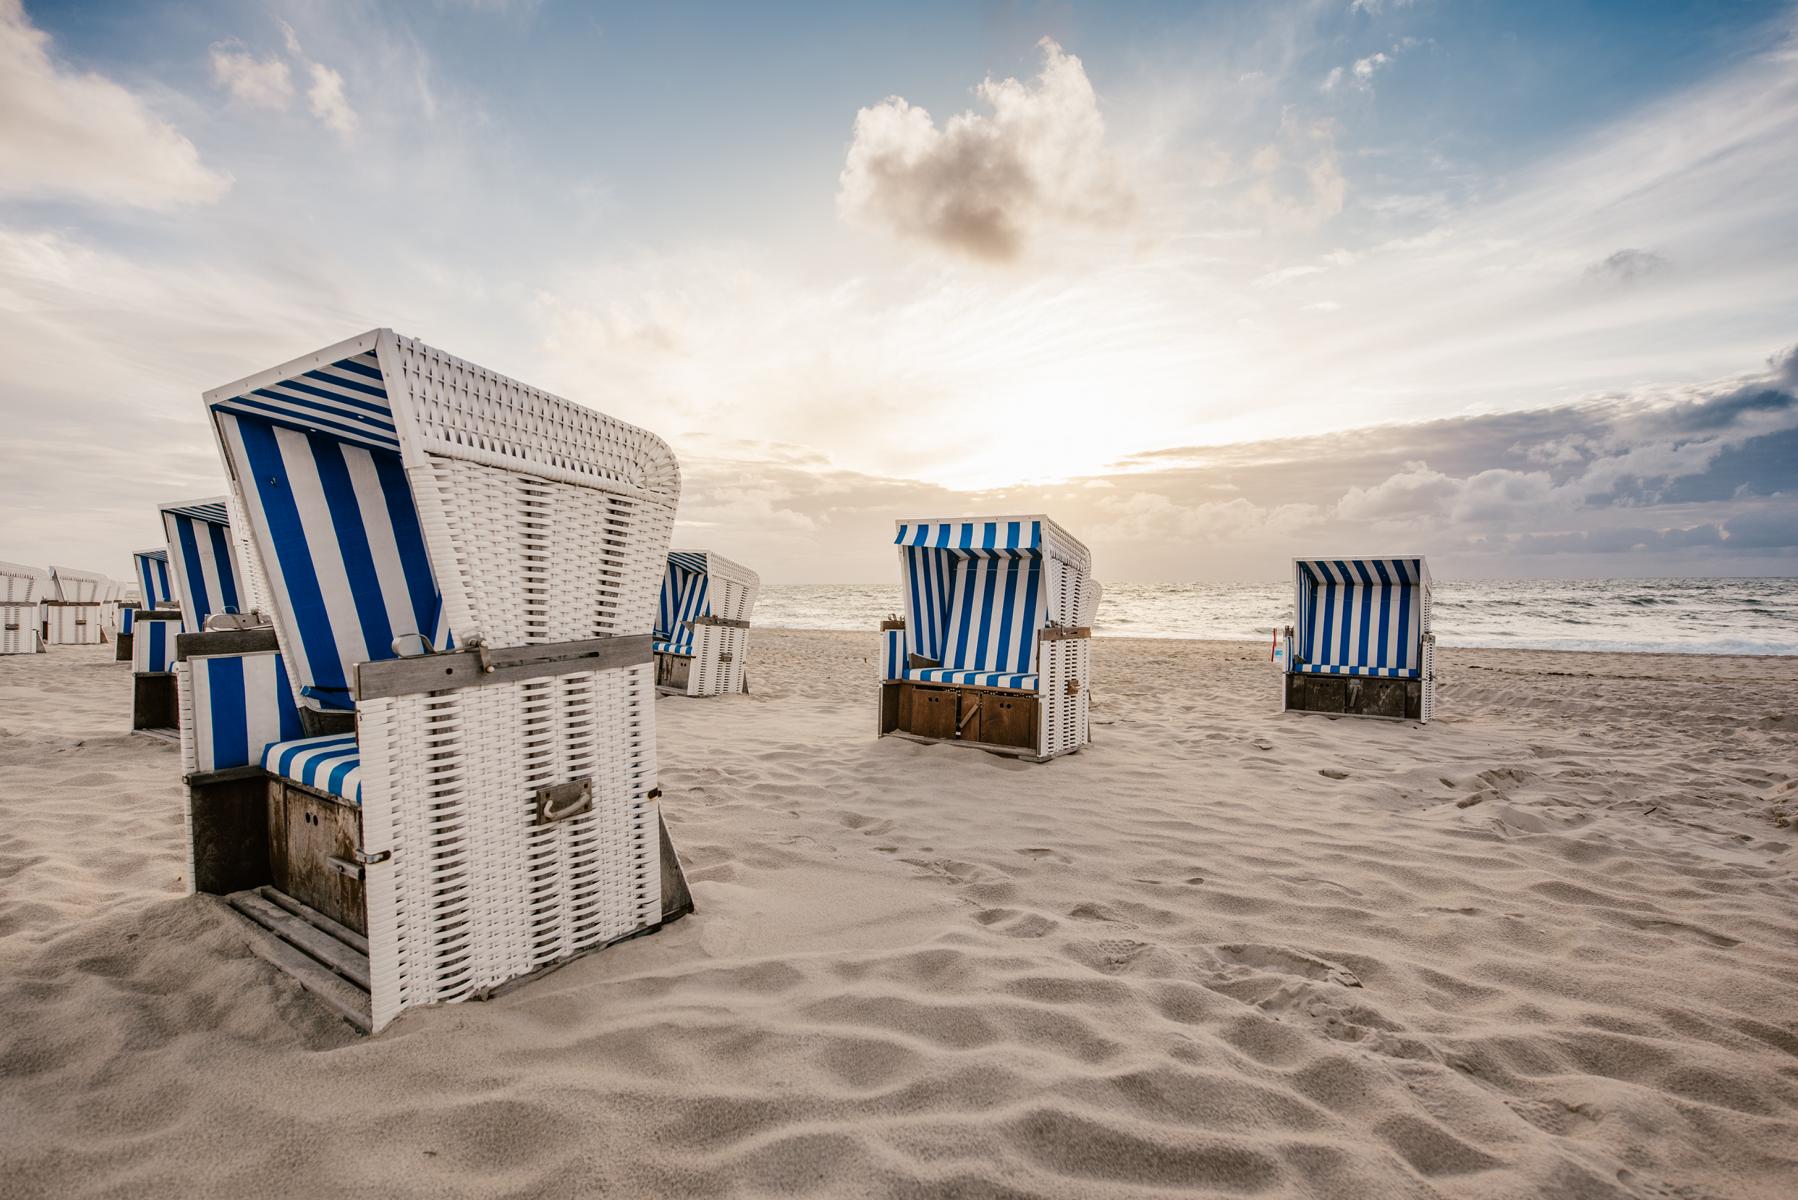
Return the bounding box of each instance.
[225,889,372,1032]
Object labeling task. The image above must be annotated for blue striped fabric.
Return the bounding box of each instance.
[262,734,363,805]
[210,351,398,452]
[940,557,1042,675]
[881,628,905,681]
[134,551,174,610]
[901,545,954,661]
[188,651,305,773]
[119,607,136,635]
[895,519,1047,680]
[217,411,444,711]
[1294,558,1423,679]
[131,618,178,673]
[655,555,709,656]
[162,506,243,634]
[894,519,1042,554]
[903,667,1038,691]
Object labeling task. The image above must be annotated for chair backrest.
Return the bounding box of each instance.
[894,517,1087,674]
[160,497,248,634]
[0,560,46,605]
[206,330,679,713]
[1294,557,1428,672]
[134,550,174,610]
[211,349,443,711]
[48,565,108,603]
[940,557,1042,673]
[656,552,710,653]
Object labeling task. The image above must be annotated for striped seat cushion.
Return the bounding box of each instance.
[652,639,690,657]
[261,734,363,805]
[904,667,1038,691]
[1294,662,1420,679]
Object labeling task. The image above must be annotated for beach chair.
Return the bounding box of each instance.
[877,515,1099,761]
[44,565,109,645]
[133,498,259,736]
[122,549,177,661]
[1279,556,1435,722]
[1,560,48,655]
[653,550,759,696]
[178,328,691,1032]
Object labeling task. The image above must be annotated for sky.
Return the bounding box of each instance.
[1,0,1795,583]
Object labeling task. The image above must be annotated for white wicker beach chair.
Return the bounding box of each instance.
[177,328,691,1032]
[877,515,1100,761]
[1279,556,1435,722]
[132,498,261,735]
[44,565,109,645]
[0,560,48,655]
[653,550,759,696]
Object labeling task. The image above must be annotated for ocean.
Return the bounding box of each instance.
[756,577,1798,656]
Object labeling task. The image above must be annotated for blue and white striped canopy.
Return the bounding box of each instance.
[655,553,710,655]
[134,550,174,610]
[161,500,243,634]
[216,408,445,711]
[896,519,1047,679]
[1294,557,1426,679]
[209,350,397,452]
[894,519,1042,557]
[1296,558,1425,586]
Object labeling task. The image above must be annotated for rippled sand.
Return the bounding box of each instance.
[2,634,1795,1198]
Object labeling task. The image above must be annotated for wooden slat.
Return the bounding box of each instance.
[233,916,372,1033]
[176,627,279,662]
[257,886,370,955]
[229,891,371,990]
[355,633,652,700]
[1039,626,1092,642]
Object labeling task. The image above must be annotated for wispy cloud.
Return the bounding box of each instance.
[0,0,228,208]
[210,40,293,109]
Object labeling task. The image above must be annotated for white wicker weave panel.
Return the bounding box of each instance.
[358,661,660,1031]
[46,605,103,645]
[1041,638,1092,757]
[386,335,679,501]
[226,489,272,620]
[0,604,38,655]
[688,624,750,696]
[416,456,673,648]
[175,663,201,894]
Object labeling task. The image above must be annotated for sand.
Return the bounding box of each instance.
[2,633,1795,1199]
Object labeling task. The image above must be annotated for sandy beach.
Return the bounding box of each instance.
[2,631,1795,1199]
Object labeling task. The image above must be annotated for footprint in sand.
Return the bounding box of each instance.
[1318,768,1350,780]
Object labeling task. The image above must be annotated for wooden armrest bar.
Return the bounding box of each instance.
[879,619,906,631]
[355,633,653,701]
[688,616,750,630]
[1040,626,1092,641]
[177,627,281,662]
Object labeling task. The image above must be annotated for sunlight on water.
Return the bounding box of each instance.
[758,578,1798,655]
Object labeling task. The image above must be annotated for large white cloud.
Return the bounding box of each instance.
[0,0,229,208]
[837,38,1131,261]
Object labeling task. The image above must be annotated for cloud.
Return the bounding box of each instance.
[306,62,358,137]
[1585,247,1669,285]
[0,0,228,208]
[837,38,1130,261]
[210,41,293,109]
[243,19,358,139]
